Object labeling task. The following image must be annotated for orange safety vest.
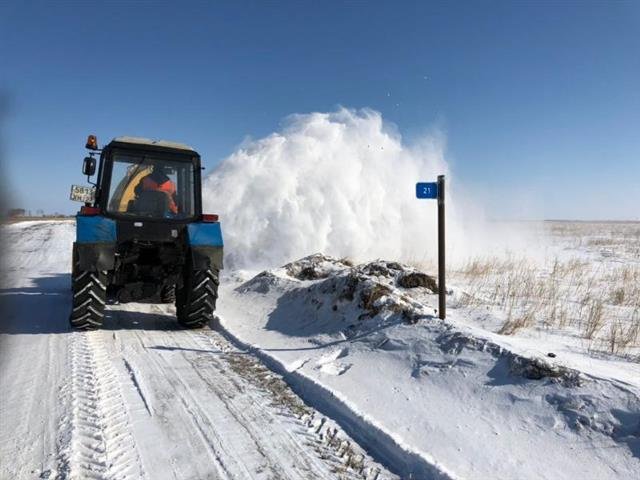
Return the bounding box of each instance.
[141,177,178,214]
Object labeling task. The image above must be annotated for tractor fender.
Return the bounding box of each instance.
[75,242,116,271]
[75,215,117,271]
[187,222,224,270]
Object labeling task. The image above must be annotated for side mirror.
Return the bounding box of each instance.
[82,156,96,176]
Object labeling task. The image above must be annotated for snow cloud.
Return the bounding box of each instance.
[203,108,531,270]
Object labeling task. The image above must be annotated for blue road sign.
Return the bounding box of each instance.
[416,182,438,199]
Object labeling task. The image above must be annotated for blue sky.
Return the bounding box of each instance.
[1,1,638,219]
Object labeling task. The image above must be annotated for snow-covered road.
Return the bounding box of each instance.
[0,221,392,480]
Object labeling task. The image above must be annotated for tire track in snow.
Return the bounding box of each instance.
[122,358,153,417]
[177,341,314,479]
[129,328,244,480]
[189,328,391,480]
[90,302,396,479]
[211,324,455,480]
[56,331,145,480]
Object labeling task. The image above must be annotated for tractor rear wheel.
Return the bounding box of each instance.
[69,264,107,330]
[70,245,78,291]
[176,267,219,329]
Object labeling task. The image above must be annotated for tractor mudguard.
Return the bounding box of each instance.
[187,222,224,270]
[75,242,116,271]
[191,246,224,270]
[75,215,117,271]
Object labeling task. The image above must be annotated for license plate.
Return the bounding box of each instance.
[70,185,96,203]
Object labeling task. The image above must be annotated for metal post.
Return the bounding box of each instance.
[437,175,446,319]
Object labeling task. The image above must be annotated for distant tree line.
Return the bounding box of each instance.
[5,208,73,218]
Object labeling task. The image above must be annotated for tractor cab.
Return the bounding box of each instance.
[72,136,201,222]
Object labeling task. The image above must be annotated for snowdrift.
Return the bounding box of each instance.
[218,254,640,480]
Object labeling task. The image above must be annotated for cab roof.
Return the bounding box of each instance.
[110,136,196,152]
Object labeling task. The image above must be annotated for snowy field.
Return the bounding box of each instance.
[450,221,639,361]
[1,219,638,480]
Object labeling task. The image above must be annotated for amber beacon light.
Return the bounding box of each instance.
[85,134,99,150]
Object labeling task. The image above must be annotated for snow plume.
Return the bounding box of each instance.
[203,108,526,270]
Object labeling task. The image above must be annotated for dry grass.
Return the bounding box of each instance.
[498,302,540,335]
[583,300,604,340]
[605,315,640,355]
[452,221,640,359]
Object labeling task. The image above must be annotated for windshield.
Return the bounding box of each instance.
[106,153,196,219]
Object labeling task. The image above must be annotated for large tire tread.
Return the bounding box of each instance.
[70,260,107,330]
[177,268,218,329]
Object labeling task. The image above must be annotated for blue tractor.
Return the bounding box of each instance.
[69,135,223,329]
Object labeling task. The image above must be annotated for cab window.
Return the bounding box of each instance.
[106,154,195,219]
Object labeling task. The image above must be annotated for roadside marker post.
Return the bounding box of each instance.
[415,175,446,319]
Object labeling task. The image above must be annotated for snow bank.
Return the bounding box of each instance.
[218,255,640,480]
[203,108,535,270]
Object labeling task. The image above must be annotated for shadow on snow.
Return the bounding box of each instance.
[0,273,199,334]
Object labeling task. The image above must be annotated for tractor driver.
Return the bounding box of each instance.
[134,165,179,215]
